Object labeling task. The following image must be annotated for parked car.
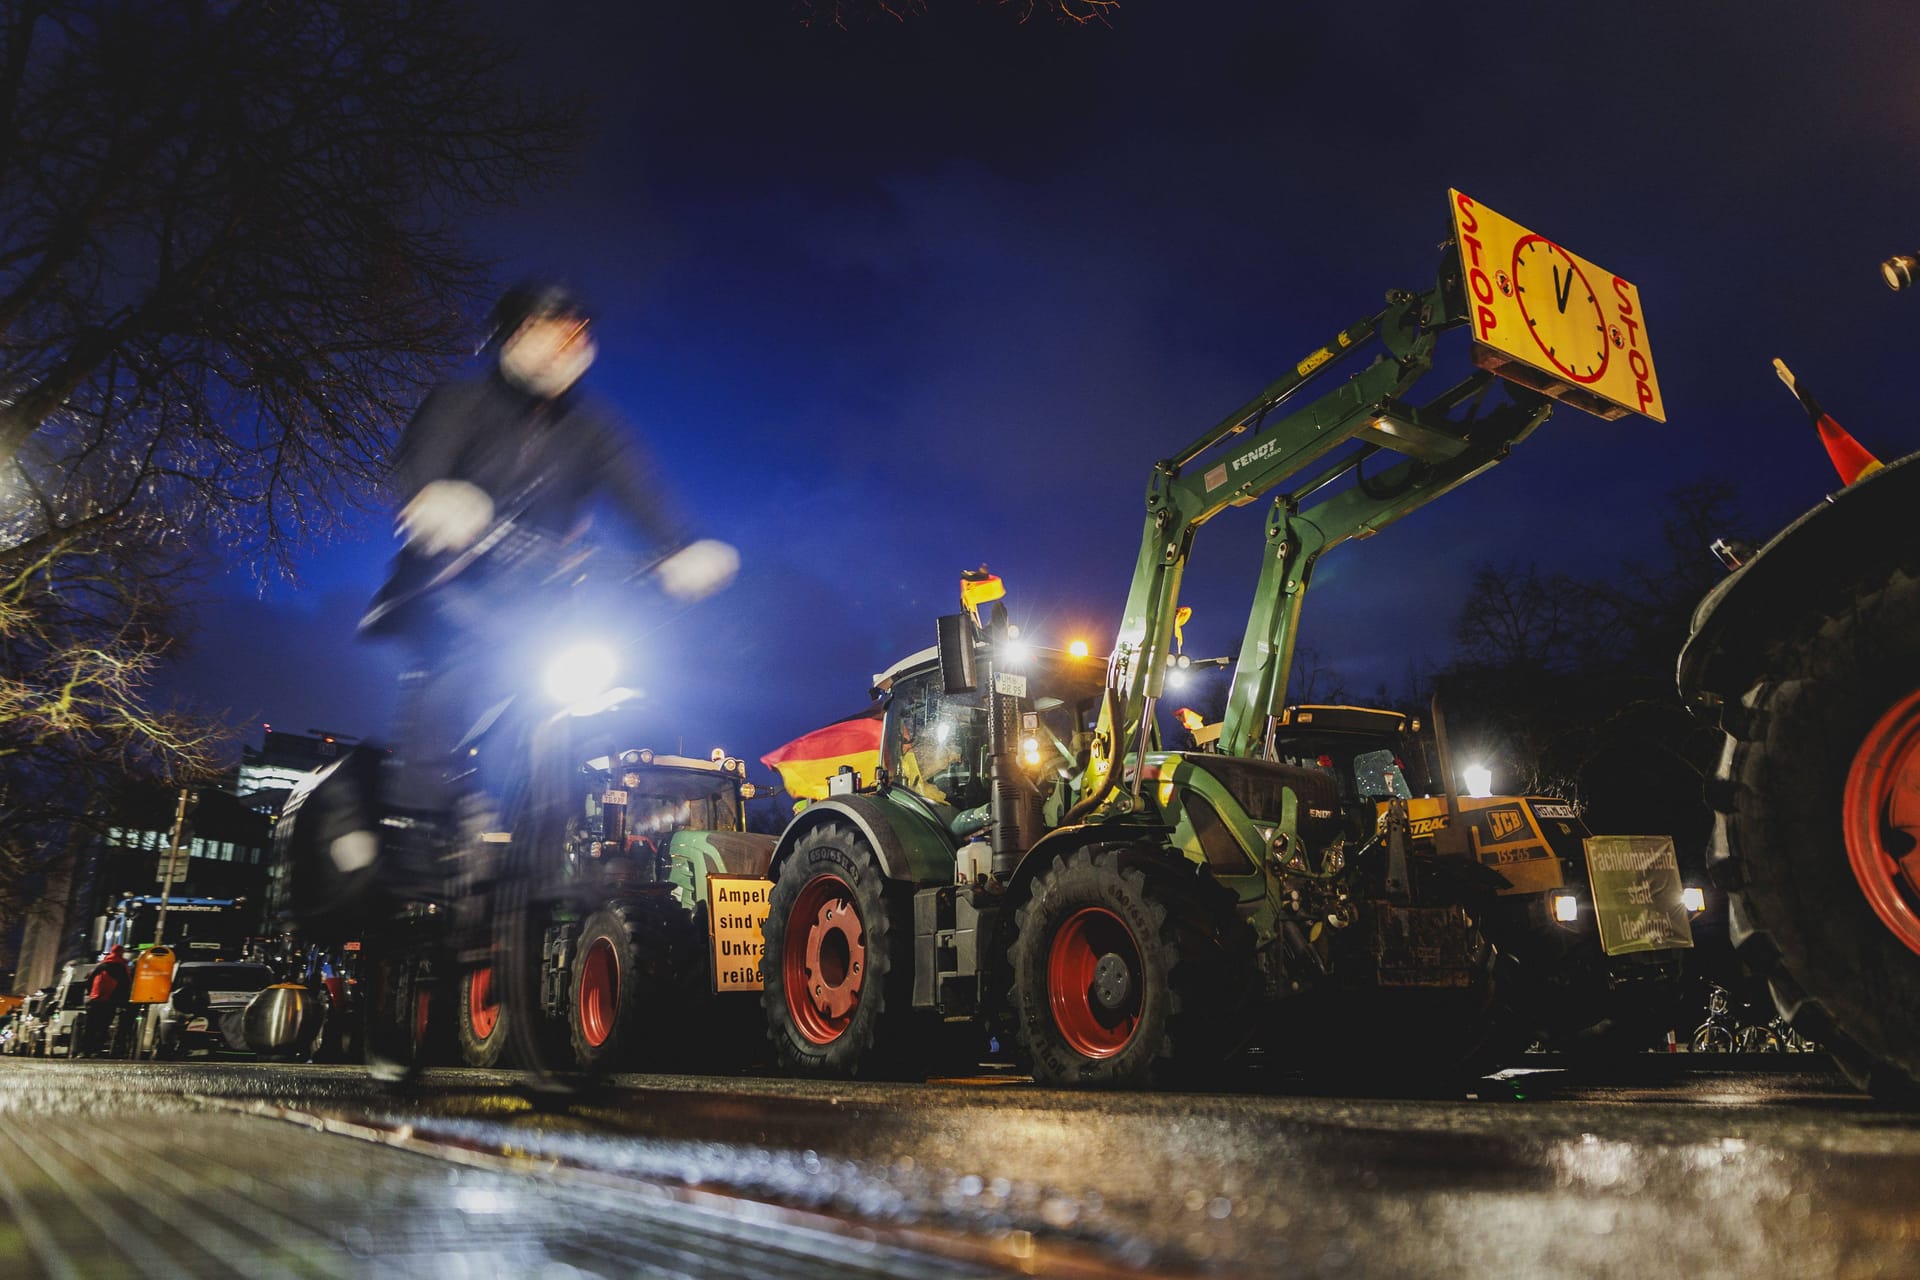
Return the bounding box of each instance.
[44,966,90,1058]
[9,988,53,1055]
[154,962,279,1057]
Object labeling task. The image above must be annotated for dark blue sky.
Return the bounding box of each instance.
[167,1,1920,774]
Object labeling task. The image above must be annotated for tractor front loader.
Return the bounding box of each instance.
[759,191,1667,1088]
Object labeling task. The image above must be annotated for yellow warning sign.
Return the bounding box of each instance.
[708,874,772,992]
[1449,189,1665,423]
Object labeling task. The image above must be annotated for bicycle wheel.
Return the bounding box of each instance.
[1690,1024,1735,1054]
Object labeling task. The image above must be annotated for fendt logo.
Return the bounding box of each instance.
[1232,440,1279,472]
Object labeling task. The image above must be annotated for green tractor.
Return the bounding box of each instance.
[455,747,775,1071]
[759,191,1668,1087]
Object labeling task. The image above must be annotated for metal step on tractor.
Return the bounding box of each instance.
[757,190,1670,1088]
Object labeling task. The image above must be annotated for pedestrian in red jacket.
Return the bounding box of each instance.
[82,945,131,1057]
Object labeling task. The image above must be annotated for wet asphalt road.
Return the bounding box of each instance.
[2,1055,1917,1278]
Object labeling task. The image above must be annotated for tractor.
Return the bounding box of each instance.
[1680,356,1920,1097]
[758,190,1669,1087]
[1266,703,1693,1056]
[453,746,776,1071]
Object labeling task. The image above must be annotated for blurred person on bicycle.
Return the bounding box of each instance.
[361,281,737,838]
[301,281,738,1078]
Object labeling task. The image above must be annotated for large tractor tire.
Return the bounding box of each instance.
[569,897,704,1073]
[456,962,510,1068]
[1710,565,1920,1098]
[761,821,914,1077]
[362,944,440,1082]
[1009,846,1243,1089]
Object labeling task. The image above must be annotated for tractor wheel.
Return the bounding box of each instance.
[762,822,912,1077]
[1711,565,1920,1098]
[456,961,510,1068]
[362,941,447,1081]
[569,898,704,1073]
[1010,846,1242,1089]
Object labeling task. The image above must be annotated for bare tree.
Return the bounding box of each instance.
[1284,646,1350,706]
[0,0,581,567]
[0,0,581,934]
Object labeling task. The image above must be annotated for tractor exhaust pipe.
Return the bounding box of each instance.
[1428,690,1471,859]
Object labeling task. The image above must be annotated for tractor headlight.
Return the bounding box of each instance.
[1682,885,1706,914]
[543,642,617,711]
[1550,892,1580,924]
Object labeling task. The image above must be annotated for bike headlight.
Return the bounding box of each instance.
[543,642,617,709]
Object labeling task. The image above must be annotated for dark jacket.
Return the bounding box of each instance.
[365,370,685,634]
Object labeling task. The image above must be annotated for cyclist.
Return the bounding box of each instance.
[363,281,737,832]
[324,282,738,1078]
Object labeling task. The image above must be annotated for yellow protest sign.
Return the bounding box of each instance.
[708,875,772,992]
[1449,189,1665,422]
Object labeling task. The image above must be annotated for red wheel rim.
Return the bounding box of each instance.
[578,937,619,1048]
[1844,689,1920,956]
[782,874,866,1046]
[467,966,499,1041]
[1047,906,1143,1059]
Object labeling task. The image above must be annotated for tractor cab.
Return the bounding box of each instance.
[579,748,757,883]
[872,642,1106,827]
[1271,704,1430,840]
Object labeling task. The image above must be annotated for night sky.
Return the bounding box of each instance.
[164,1,1920,781]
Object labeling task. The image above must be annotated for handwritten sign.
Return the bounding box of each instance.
[708,875,772,992]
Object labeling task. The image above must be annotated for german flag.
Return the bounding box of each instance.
[761,707,884,802]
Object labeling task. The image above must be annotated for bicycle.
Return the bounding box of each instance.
[1689,985,1738,1053]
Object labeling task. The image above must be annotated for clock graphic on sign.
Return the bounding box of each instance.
[1511,235,1609,385]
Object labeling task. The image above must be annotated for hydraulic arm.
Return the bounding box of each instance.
[1082,255,1554,801]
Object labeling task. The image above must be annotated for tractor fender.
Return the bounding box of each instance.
[1678,450,1920,708]
[999,822,1181,923]
[767,793,955,887]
